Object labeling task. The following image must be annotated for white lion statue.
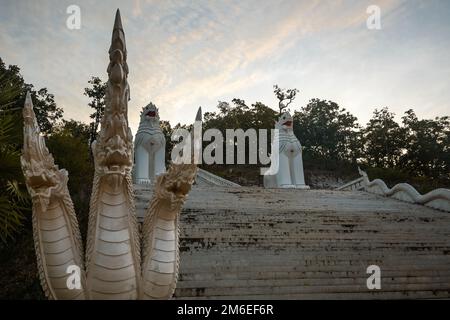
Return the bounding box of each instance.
[263,111,309,189]
[134,102,166,184]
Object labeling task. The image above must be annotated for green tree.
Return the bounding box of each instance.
[59,119,91,142]
[0,57,64,243]
[400,109,450,179]
[273,85,299,115]
[204,99,250,131]
[46,120,94,238]
[0,70,28,243]
[0,57,63,135]
[363,107,405,168]
[293,99,361,164]
[202,99,277,166]
[27,88,63,135]
[84,76,107,147]
[204,99,276,132]
[160,120,173,165]
[251,101,278,130]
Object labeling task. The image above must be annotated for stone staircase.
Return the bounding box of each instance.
[134,185,450,299]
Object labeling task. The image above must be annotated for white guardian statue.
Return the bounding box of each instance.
[134,102,166,184]
[264,112,309,189]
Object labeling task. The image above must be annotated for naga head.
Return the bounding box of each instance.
[21,92,67,211]
[276,111,294,132]
[358,167,368,178]
[155,163,197,213]
[139,103,160,128]
[155,107,200,213]
[92,9,134,176]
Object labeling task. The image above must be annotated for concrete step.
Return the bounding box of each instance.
[178,262,450,274]
[176,276,450,290]
[179,269,450,281]
[174,282,450,298]
[175,290,450,300]
[178,252,450,263]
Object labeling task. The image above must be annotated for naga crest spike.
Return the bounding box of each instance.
[195,106,202,122]
[93,8,133,176]
[20,10,198,301]
[21,92,66,211]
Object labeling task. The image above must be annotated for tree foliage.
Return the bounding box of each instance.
[293,99,361,165]
[0,64,29,243]
[200,89,449,188]
[84,76,107,147]
[362,107,405,168]
[0,114,29,243]
[0,57,65,243]
[399,109,450,179]
[46,120,93,238]
[160,120,173,165]
[204,99,276,132]
[273,85,299,115]
[0,58,63,135]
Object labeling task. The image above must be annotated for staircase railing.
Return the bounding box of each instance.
[357,167,450,213]
[196,168,241,187]
[336,177,365,191]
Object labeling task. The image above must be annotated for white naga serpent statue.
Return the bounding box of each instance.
[20,10,197,300]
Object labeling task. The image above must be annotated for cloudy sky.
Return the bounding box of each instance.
[1,0,449,134]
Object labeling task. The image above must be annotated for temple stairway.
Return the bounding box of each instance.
[134,185,450,299]
[195,168,241,187]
